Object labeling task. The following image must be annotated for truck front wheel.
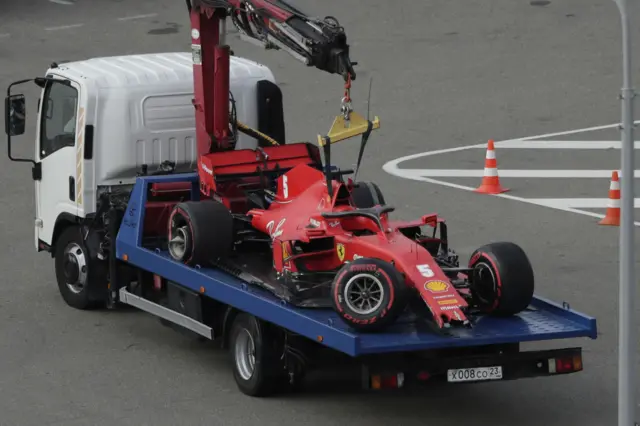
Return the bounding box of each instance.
[54,226,108,310]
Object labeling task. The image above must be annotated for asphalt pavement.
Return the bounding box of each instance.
[1,0,639,425]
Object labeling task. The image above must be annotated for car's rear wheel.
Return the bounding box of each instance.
[331,257,407,332]
[167,199,234,266]
[468,242,534,316]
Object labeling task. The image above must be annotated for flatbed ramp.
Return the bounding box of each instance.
[116,174,597,357]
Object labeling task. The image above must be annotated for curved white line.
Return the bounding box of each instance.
[382,121,640,226]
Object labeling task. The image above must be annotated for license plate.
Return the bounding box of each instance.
[447,366,503,382]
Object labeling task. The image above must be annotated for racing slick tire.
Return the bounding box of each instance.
[54,225,108,310]
[331,257,407,332]
[167,200,234,266]
[468,242,534,316]
[229,313,291,397]
[351,181,386,208]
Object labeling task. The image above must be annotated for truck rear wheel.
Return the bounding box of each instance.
[331,257,407,332]
[54,226,108,310]
[468,242,535,316]
[167,200,234,266]
[229,313,288,397]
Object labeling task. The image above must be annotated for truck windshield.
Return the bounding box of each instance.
[40,79,78,159]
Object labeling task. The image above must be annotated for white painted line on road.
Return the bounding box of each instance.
[527,198,640,209]
[495,140,640,149]
[382,121,640,227]
[117,13,158,21]
[503,120,640,142]
[45,23,84,31]
[384,121,640,166]
[394,169,634,178]
[0,33,10,38]
[48,0,76,4]
[382,172,640,226]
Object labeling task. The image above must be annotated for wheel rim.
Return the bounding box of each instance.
[63,242,87,294]
[343,273,385,315]
[168,226,189,260]
[234,328,256,381]
[473,261,497,304]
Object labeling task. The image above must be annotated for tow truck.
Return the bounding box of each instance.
[5,0,596,397]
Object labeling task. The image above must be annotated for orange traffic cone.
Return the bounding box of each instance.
[599,171,620,226]
[475,140,509,194]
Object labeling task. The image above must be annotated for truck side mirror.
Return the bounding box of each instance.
[5,94,26,137]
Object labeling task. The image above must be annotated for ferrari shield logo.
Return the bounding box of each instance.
[336,243,345,261]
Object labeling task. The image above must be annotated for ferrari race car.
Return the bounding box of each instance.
[165,138,535,333]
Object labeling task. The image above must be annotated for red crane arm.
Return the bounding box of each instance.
[186,0,357,156]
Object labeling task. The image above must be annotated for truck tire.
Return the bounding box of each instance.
[331,257,407,332]
[167,199,234,266]
[468,242,535,316]
[351,181,386,208]
[229,313,286,397]
[54,226,108,310]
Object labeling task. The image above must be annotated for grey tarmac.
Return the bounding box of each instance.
[0,0,638,425]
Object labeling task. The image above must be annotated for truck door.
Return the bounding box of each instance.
[35,76,82,246]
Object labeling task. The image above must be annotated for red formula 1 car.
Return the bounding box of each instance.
[166,112,535,332]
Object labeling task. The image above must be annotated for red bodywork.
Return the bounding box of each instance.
[247,163,470,328]
[163,3,470,326]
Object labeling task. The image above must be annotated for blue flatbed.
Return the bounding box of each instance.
[115,173,598,357]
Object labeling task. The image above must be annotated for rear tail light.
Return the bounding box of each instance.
[370,372,405,389]
[548,354,582,374]
[153,274,163,290]
[416,371,430,381]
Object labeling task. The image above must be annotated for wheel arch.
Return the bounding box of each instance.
[47,213,81,257]
[221,305,241,349]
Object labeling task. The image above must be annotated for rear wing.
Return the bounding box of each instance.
[200,142,322,182]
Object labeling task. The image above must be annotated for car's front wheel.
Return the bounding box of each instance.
[468,241,535,316]
[331,257,407,332]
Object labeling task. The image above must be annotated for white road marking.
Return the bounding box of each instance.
[501,120,640,142]
[383,121,640,226]
[395,169,636,178]
[495,140,640,149]
[386,173,640,225]
[45,23,84,31]
[0,33,10,38]
[117,13,158,21]
[48,0,76,4]
[526,198,640,209]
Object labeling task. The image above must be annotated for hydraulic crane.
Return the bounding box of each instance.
[186,0,376,198]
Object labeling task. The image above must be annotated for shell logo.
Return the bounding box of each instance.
[424,280,449,293]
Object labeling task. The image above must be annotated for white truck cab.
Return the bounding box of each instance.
[5,52,285,254]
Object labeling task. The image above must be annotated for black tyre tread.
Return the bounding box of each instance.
[469,241,534,316]
[351,181,386,208]
[169,199,234,266]
[229,313,284,397]
[54,226,107,310]
[331,257,407,332]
